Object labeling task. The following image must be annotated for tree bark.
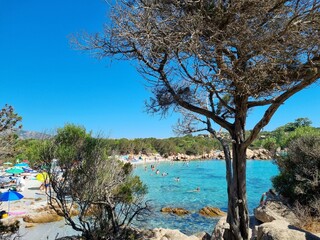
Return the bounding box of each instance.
[223,97,249,240]
[223,143,249,240]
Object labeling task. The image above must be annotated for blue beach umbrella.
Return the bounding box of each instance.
[15,163,29,167]
[0,190,24,213]
[5,167,24,174]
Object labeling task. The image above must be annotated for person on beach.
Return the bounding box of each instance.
[16,175,21,187]
[19,176,26,192]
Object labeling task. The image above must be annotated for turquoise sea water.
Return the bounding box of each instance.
[132,159,279,235]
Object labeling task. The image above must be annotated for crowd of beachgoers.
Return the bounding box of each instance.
[0,161,49,218]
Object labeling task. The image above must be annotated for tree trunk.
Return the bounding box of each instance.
[222,143,249,240]
[223,98,249,240]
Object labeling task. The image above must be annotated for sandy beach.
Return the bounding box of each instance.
[1,177,77,239]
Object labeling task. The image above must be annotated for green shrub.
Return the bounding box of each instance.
[273,135,320,211]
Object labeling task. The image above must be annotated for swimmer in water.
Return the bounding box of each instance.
[188,187,200,192]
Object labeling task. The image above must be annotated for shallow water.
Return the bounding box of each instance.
[132,159,279,235]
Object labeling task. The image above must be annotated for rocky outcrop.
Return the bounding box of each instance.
[23,210,64,223]
[257,220,320,240]
[124,227,211,240]
[246,148,272,160]
[146,228,206,240]
[255,201,299,225]
[199,207,226,217]
[23,204,78,223]
[193,232,211,240]
[253,199,320,239]
[161,207,190,216]
[212,217,229,240]
[211,217,254,240]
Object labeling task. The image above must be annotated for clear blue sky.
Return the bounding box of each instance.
[1,0,319,139]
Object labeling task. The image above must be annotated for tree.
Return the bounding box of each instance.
[0,104,22,159]
[280,117,313,132]
[294,117,312,128]
[0,104,21,238]
[40,125,149,239]
[75,1,320,239]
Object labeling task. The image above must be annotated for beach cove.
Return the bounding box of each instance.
[0,159,278,239]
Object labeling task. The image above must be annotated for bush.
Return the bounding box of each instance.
[272,135,320,213]
[40,125,149,240]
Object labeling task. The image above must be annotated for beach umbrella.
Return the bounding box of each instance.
[0,190,24,213]
[15,163,29,167]
[36,172,49,182]
[5,167,24,174]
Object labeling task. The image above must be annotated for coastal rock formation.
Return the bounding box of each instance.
[246,148,272,160]
[253,200,320,239]
[128,147,272,162]
[147,228,204,240]
[212,217,229,240]
[212,216,253,240]
[160,207,190,216]
[199,207,226,217]
[125,227,211,240]
[254,201,299,225]
[23,204,79,224]
[193,232,211,240]
[23,210,63,223]
[257,220,319,240]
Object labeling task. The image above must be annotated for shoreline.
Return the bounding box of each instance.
[118,147,273,165]
[121,156,274,166]
[1,156,272,239]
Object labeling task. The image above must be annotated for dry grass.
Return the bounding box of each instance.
[301,219,320,233]
[293,201,320,234]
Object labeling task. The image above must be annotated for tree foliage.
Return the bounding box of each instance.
[273,135,320,215]
[40,124,149,240]
[250,118,320,151]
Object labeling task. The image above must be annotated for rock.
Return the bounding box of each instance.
[23,211,63,223]
[212,217,254,240]
[161,207,190,216]
[247,148,272,160]
[23,204,79,223]
[24,223,36,228]
[193,232,211,240]
[211,217,229,240]
[199,207,226,217]
[255,201,299,226]
[257,220,315,240]
[148,228,199,240]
